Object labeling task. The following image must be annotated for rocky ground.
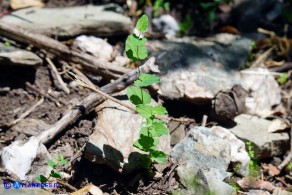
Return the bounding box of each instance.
[0,0,291,195]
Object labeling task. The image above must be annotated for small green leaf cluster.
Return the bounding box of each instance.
[245,141,260,177]
[125,15,169,168]
[200,0,232,29]
[36,154,68,183]
[277,72,288,85]
[179,15,192,35]
[126,15,148,61]
[286,162,292,172]
[153,0,170,17]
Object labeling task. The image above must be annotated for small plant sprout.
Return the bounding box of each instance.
[245,141,260,177]
[153,0,170,17]
[133,14,148,39]
[277,72,288,85]
[36,154,68,183]
[125,14,169,168]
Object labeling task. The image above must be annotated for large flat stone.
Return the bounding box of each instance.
[229,114,290,159]
[1,4,131,37]
[0,43,42,67]
[148,33,252,104]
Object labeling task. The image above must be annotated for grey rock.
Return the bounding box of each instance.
[27,142,52,182]
[152,14,180,36]
[241,68,281,117]
[229,114,290,159]
[1,4,131,37]
[74,35,113,60]
[148,33,252,104]
[1,136,51,181]
[85,93,171,173]
[272,187,292,195]
[0,50,42,67]
[168,121,186,146]
[0,42,17,52]
[170,126,237,195]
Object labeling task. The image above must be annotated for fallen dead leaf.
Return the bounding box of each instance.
[71,184,103,195]
[237,177,276,192]
[262,163,280,176]
[11,0,44,9]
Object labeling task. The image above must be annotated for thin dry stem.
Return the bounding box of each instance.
[72,72,195,123]
[46,57,70,94]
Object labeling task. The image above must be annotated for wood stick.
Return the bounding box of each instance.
[61,61,97,90]
[201,115,208,127]
[0,21,130,79]
[46,57,70,94]
[56,179,77,191]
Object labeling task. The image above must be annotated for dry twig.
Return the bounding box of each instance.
[61,61,96,89]
[0,21,130,79]
[56,179,77,191]
[72,71,195,123]
[46,57,70,94]
[201,115,208,127]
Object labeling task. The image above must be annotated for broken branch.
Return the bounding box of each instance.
[0,21,130,79]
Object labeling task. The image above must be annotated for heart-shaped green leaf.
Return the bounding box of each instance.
[50,170,62,179]
[152,105,167,115]
[133,134,159,151]
[125,34,148,61]
[136,104,153,118]
[36,175,48,183]
[150,150,168,164]
[151,122,168,137]
[136,14,148,33]
[47,160,57,169]
[134,73,160,87]
[127,86,151,105]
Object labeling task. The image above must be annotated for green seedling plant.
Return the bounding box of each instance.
[277,72,288,85]
[287,162,292,171]
[200,0,232,30]
[179,14,192,35]
[4,41,11,47]
[36,154,68,183]
[125,14,169,168]
[246,141,260,177]
[153,0,170,17]
[136,0,169,18]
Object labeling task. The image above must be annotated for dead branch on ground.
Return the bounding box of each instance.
[0,21,130,80]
